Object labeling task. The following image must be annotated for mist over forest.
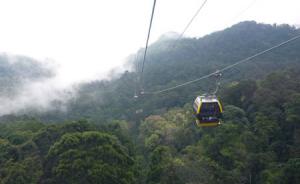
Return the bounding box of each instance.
[0,21,299,183]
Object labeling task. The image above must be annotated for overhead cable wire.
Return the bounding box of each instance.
[141,0,206,94]
[134,52,141,97]
[167,0,208,57]
[139,0,208,94]
[146,34,300,95]
[175,0,208,42]
[140,0,157,89]
[210,0,258,44]
[231,0,258,23]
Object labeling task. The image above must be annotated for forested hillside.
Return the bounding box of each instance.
[0,21,299,183]
[42,21,300,123]
[0,67,299,183]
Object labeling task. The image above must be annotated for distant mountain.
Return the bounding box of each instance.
[157,32,181,41]
[138,21,300,89]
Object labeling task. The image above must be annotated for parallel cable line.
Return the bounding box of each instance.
[138,0,208,94]
[146,34,300,95]
[174,0,208,43]
[140,0,157,90]
[167,0,209,58]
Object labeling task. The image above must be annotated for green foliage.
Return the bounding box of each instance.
[0,120,138,184]
[136,67,300,184]
[42,131,135,184]
[282,158,300,184]
[222,80,257,110]
[147,146,182,184]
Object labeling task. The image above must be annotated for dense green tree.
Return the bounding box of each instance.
[42,131,136,184]
[281,158,300,184]
[147,146,182,184]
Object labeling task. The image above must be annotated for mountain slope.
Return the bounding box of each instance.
[54,21,300,123]
[140,21,300,88]
[0,67,299,183]
[1,21,299,122]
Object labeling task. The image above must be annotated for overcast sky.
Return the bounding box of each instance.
[0,0,299,84]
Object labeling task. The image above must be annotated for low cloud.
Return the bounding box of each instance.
[0,53,78,116]
[0,52,130,117]
[0,78,75,116]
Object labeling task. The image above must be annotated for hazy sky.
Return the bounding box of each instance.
[0,0,299,84]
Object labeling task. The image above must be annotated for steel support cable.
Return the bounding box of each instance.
[141,0,254,95]
[139,0,208,95]
[174,0,208,44]
[150,0,255,95]
[167,0,209,59]
[140,0,157,90]
[134,52,141,97]
[231,0,258,24]
[145,34,300,95]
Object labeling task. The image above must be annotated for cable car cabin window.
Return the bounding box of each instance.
[200,102,220,116]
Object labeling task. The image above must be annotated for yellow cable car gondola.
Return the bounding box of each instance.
[193,95,223,127]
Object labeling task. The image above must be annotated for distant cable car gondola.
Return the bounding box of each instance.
[193,95,223,127]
